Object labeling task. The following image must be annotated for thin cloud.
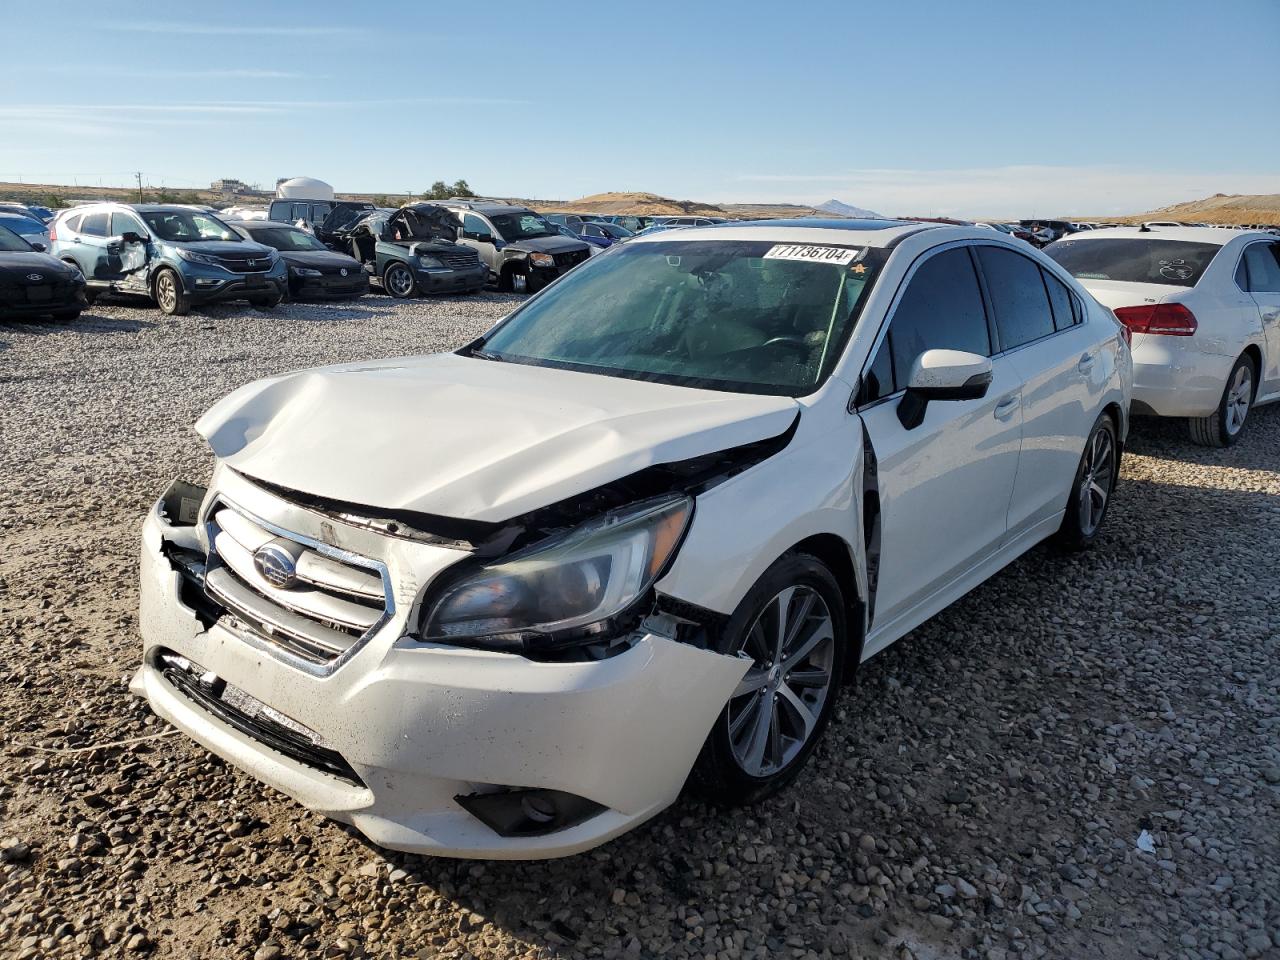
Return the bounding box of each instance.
[101,21,360,37]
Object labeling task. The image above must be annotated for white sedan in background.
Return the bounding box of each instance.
[135,220,1130,858]
[1046,227,1280,446]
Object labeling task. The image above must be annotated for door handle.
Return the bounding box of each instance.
[994,395,1019,420]
[1077,352,1096,374]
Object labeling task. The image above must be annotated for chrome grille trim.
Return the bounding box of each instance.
[203,495,395,676]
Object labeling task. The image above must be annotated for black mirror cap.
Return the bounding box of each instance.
[896,371,993,430]
[121,231,149,244]
[29,241,47,252]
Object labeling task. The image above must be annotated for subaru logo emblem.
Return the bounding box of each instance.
[253,542,298,589]
[26,273,43,281]
[340,268,347,276]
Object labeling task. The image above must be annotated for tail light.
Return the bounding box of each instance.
[48,219,58,242]
[1113,303,1198,336]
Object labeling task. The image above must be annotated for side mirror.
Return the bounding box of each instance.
[896,349,993,430]
[122,231,148,244]
[29,241,47,252]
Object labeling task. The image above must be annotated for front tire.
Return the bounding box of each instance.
[1054,412,1118,552]
[153,268,189,316]
[690,553,846,806]
[383,262,417,299]
[1188,354,1254,447]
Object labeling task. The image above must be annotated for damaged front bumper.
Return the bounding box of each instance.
[133,473,747,859]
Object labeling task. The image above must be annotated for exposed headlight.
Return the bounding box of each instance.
[292,267,322,277]
[175,248,223,267]
[421,496,692,654]
[528,251,555,268]
[418,255,443,269]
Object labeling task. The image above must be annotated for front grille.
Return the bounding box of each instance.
[157,649,363,785]
[214,255,273,273]
[203,500,391,669]
[554,249,589,269]
[440,252,481,269]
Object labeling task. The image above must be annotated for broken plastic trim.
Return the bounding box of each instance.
[455,788,605,838]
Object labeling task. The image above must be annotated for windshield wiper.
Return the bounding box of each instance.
[470,347,504,362]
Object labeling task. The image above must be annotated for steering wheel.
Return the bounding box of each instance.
[761,335,810,355]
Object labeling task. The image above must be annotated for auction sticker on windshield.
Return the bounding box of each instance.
[764,244,864,265]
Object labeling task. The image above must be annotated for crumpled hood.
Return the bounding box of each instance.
[507,235,588,255]
[196,353,799,523]
[279,250,363,272]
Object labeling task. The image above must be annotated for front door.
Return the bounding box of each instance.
[459,214,499,275]
[105,211,151,288]
[857,244,1023,641]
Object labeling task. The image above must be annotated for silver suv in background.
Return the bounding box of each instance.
[442,199,591,292]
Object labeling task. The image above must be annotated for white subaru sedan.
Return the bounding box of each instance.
[134,220,1131,858]
[1045,227,1280,445]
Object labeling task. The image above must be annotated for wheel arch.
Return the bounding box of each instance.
[1241,343,1262,399]
[1101,400,1126,463]
[783,533,866,682]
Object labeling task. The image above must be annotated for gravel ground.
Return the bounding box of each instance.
[1,294,1277,960]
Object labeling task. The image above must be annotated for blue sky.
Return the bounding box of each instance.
[3,0,1277,216]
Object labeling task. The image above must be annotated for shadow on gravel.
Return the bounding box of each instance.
[0,313,156,337]
[1126,402,1280,473]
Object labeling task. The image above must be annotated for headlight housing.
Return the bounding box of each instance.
[418,255,443,269]
[175,248,223,268]
[292,266,322,277]
[528,251,555,268]
[421,496,692,655]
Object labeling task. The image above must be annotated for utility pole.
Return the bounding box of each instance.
[135,171,144,203]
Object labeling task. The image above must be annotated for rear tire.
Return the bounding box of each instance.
[1054,413,1118,552]
[1188,354,1254,447]
[690,553,846,806]
[153,268,189,316]
[383,262,416,298]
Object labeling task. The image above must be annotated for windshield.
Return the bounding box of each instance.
[490,212,557,241]
[597,222,634,239]
[1045,238,1222,287]
[141,209,239,242]
[246,226,326,252]
[479,239,885,396]
[0,223,33,251]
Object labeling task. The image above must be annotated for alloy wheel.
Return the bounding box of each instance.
[385,266,414,297]
[1078,426,1114,536]
[1225,364,1251,436]
[727,585,836,778]
[156,273,175,311]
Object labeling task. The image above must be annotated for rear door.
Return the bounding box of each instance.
[975,245,1098,537]
[857,244,1024,636]
[1239,241,1280,393]
[74,211,112,279]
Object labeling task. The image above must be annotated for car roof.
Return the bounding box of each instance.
[443,200,530,214]
[627,217,939,248]
[1050,226,1266,246]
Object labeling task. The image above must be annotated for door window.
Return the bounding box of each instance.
[80,212,109,237]
[110,213,146,237]
[864,246,991,401]
[463,214,493,240]
[1041,268,1078,331]
[976,246,1056,349]
[1242,243,1280,293]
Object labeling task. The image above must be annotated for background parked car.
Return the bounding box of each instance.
[0,202,55,223]
[50,203,287,315]
[228,220,369,300]
[0,211,50,249]
[1045,226,1280,446]
[326,204,486,297]
[444,200,591,292]
[550,222,608,253]
[0,221,87,321]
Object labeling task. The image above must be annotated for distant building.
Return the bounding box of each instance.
[211,178,250,194]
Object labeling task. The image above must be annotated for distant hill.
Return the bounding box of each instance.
[1075,193,1280,227]
[816,198,886,219]
[534,191,829,220]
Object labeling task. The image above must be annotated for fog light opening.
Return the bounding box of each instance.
[455,788,606,838]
